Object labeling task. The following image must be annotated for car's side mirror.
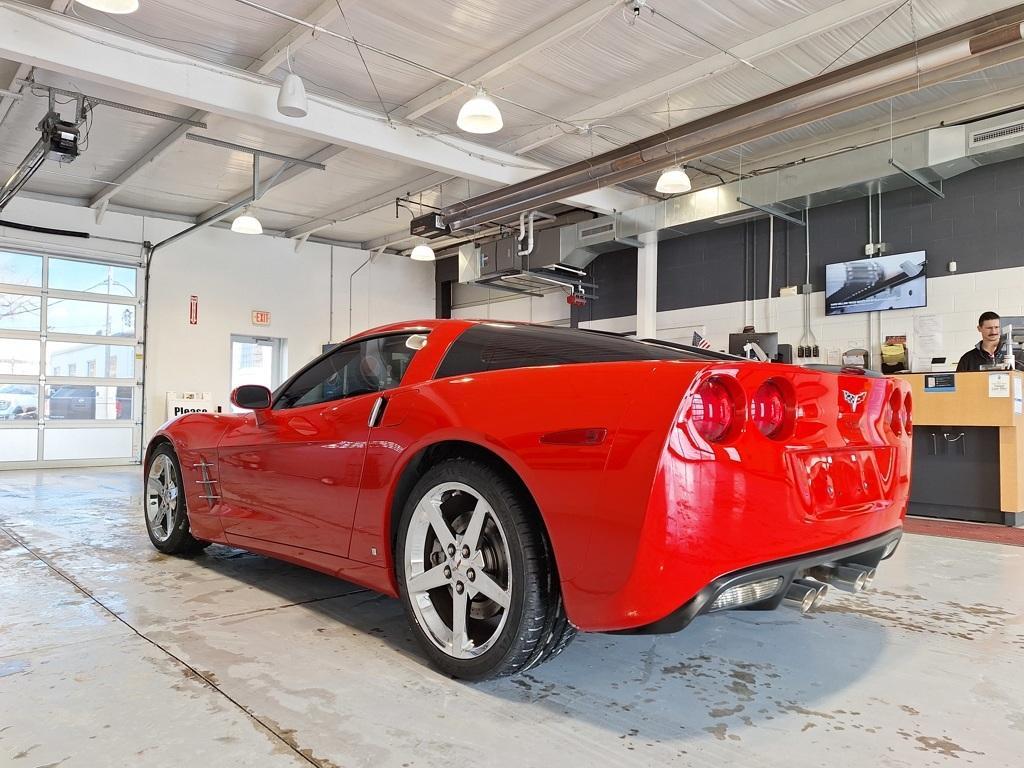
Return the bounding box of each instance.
[230,385,272,411]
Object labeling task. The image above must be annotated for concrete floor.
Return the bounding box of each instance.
[1,468,1022,768]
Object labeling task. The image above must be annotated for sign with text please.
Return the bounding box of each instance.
[252,310,271,326]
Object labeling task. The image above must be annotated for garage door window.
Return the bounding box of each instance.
[0,249,142,468]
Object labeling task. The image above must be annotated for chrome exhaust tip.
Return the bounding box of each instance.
[793,577,828,609]
[783,582,817,613]
[808,564,868,593]
[844,563,876,588]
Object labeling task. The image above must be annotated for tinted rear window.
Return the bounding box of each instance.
[435,324,726,378]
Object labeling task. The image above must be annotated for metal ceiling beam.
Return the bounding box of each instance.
[251,0,348,74]
[500,0,907,157]
[0,1,644,222]
[84,0,357,213]
[0,0,71,127]
[196,144,344,221]
[390,0,620,122]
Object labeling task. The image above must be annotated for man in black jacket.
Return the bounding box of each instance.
[956,311,1008,371]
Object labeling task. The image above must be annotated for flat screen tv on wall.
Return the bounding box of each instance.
[824,251,927,316]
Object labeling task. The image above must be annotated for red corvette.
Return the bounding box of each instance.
[145,320,911,679]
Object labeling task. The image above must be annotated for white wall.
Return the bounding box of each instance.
[0,196,435,446]
[451,282,571,325]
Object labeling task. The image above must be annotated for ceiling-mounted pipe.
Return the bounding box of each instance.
[442,6,1024,231]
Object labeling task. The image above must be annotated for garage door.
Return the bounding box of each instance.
[0,248,143,468]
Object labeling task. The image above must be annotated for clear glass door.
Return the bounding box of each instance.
[230,335,285,411]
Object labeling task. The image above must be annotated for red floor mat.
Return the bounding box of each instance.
[905,516,1024,547]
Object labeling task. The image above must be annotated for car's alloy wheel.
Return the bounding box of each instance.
[404,481,513,660]
[144,444,209,555]
[397,459,576,680]
[146,453,179,543]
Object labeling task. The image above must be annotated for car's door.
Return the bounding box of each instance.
[216,332,422,557]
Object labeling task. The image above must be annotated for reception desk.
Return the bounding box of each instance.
[896,372,1024,527]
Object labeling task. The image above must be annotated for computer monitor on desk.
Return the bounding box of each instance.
[1000,317,1024,370]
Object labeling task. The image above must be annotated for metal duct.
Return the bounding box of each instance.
[442,6,1024,232]
[554,108,1024,264]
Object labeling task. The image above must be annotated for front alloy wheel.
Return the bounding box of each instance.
[144,444,209,555]
[146,452,179,544]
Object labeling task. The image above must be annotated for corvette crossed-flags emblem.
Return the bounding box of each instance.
[842,390,867,412]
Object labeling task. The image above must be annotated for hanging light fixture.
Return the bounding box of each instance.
[457,87,503,134]
[410,244,435,261]
[231,207,263,235]
[655,165,692,194]
[75,0,139,12]
[277,46,308,118]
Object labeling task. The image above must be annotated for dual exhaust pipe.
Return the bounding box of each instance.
[783,563,876,614]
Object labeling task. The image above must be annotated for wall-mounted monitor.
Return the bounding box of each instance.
[825,251,927,316]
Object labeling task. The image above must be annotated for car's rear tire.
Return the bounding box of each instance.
[396,458,574,680]
[145,444,209,555]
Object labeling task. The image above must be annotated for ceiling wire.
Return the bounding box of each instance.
[817,1,911,76]
[645,2,789,88]
[335,0,392,127]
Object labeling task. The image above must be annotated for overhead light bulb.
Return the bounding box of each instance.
[457,87,503,134]
[655,165,692,194]
[75,0,139,12]
[277,72,308,118]
[231,207,263,235]
[410,244,435,261]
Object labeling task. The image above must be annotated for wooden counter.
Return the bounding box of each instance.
[897,372,1024,526]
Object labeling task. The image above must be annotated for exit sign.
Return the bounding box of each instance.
[251,310,271,326]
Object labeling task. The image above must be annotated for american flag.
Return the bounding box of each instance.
[692,331,712,350]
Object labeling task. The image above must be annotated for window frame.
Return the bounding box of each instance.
[271,329,429,412]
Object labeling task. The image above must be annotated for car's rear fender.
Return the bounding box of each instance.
[351,361,670,594]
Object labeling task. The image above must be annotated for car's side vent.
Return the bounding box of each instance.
[193,460,220,506]
[969,120,1024,147]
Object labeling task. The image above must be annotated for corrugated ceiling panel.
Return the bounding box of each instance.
[68,0,324,69]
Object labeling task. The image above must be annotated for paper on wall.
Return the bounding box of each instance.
[1015,377,1023,415]
[914,314,944,358]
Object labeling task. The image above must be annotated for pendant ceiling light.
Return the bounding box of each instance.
[457,87,503,134]
[277,46,308,118]
[231,207,263,235]
[410,244,435,261]
[75,0,139,12]
[655,165,691,195]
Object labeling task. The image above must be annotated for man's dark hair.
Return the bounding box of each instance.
[979,311,1000,326]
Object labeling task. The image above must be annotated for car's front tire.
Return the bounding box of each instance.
[396,458,574,680]
[144,444,209,555]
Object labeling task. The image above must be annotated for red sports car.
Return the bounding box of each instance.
[145,320,911,680]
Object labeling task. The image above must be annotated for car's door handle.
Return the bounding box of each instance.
[368,396,388,428]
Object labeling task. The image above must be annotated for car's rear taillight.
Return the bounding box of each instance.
[888,390,903,436]
[903,393,913,435]
[751,380,790,438]
[692,377,739,443]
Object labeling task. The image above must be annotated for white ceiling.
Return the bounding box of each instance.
[2,0,1024,250]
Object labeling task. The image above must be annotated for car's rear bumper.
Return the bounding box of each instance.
[609,526,902,634]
